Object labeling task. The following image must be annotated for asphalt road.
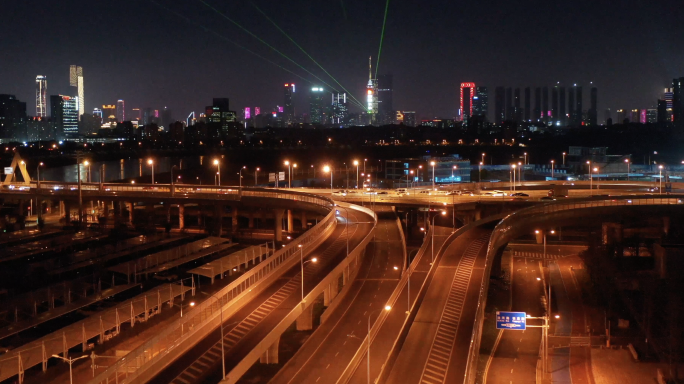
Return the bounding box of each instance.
[485,256,544,384]
[147,207,374,384]
[268,206,406,384]
[386,226,492,384]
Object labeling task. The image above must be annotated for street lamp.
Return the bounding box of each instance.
[479,162,483,183]
[83,160,91,183]
[285,160,291,188]
[254,167,260,185]
[239,166,246,189]
[324,165,332,193]
[481,153,485,164]
[52,354,89,384]
[354,160,359,188]
[431,211,447,264]
[430,161,436,191]
[593,167,599,190]
[625,159,630,181]
[147,159,154,184]
[36,162,44,189]
[586,161,592,193]
[335,205,351,257]
[550,160,555,178]
[366,305,391,384]
[524,152,528,165]
[180,301,195,318]
[511,164,516,192]
[364,158,367,174]
[298,244,318,302]
[562,152,566,166]
[534,229,555,258]
[214,159,221,186]
[451,165,457,185]
[659,165,663,194]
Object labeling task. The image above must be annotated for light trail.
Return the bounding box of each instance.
[375,0,391,78]
[250,2,367,111]
[149,0,317,87]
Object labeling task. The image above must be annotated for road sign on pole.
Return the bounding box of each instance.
[496,311,527,330]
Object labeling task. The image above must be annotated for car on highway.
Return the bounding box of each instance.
[540,196,556,201]
[332,190,347,196]
[377,191,389,195]
[510,192,529,197]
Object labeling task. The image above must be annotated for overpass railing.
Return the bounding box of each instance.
[463,194,684,384]
[84,191,335,384]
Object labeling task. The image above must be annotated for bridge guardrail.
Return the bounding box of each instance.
[86,190,336,384]
[221,202,378,384]
[462,194,684,383]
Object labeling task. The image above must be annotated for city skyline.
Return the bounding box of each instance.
[0,1,682,120]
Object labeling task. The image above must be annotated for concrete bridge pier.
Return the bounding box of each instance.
[126,202,135,225]
[248,211,255,229]
[296,303,314,331]
[259,337,280,364]
[287,210,294,232]
[301,211,307,229]
[62,201,71,223]
[273,209,284,242]
[178,204,185,230]
[602,223,623,245]
[215,204,224,236]
[323,279,340,306]
[231,206,239,234]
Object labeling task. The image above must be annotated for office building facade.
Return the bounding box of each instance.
[116,99,125,122]
[50,95,78,138]
[377,75,394,125]
[459,82,475,121]
[473,86,488,119]
[284,83,295,125]
[310,87,325,124]
[69,65,84,118]
[36,76,47,118]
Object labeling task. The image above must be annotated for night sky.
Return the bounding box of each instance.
[1,0,683,121]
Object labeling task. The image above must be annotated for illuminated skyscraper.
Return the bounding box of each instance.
[51,95,78,138]
[473,86,488,119]
[93,108,103,124]
[494,87,505,123]
[116,99,125,122]
[331,93,348,125]
[366,57,378,124]
[310,87,325,124]
[131,108,141,121]
[588,87,598,126]
[524,87,531,121]
[284,83,295,124]
[69,65,84,118]
[459,82,475,121]
[35,75,47,117]
[534,87,541,121]
[377,75,394,125]
[102,105,116,123]
[673,78,684,129]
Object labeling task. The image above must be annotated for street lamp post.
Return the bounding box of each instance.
[511,164,516,192]
[335,205,351,257]
[324,165,332,193]
[147,159,154,184]
[36,162,44,189]
[550,160,555,178]
[479,162,483,183]
[354,160,359,189]
[430,161,436,191]
[562,152,566,166]
[364,158,367,174]
[366,306,392,384]
[587,161,592,193]
[239,166,246,189]
[431,211,447,264]
[214,159,220,186]
[180,301,195,318]
[481,153,485,164]
[659,165,663,194]
[524,152,528,165]
[593,167,599,190]
[171,165,177,196]
[255,167,260,185]
[52,354,89,384]
[625,159,630,181]
[285,161,291,188]
[298,244,318,302]
[451,165,457,185]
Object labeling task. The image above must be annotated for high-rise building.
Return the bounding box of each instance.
[244,107,251,120]
[673,77,684,129]
[542,87,549,123]
[69,65,84,118]
[534,87,541,121]
[50,95,78,138]
[575,85,583,125]
[310,87,325,124]
[494,87,505,123]
[102,105,116,124]
[551,86,559,125]
[646,109,657,123]
[459,82,475,121]
[131,108,141,122]
[513,88,521,122]
[559,87,566,125]
[567,88,574,125]
[93,108,103,124]
[616,109,627,124]
[588,87,598,126]
[505,87,513,121]
[0,94,27,141]
[284,83,295,124]
[366,57,378,124]
[473,86,488,120]
[116,100,125,122]
[630,109,640,123]
[206,99,236,135]
[331,93,348,125]
[377,75,394,125]
[160,107,173,130]
[664,87,674,109]
[657,99,668,124]
[35,75,47,117]
[402,111,416,127]
[524,87,531,121]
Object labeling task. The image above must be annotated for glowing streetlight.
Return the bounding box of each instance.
[214,159,221,185]
[324,165,332,193]
[255,167,260,185]
[624,158,630,181]
[354,160,359,188]
[659,165,664,194]
[430,161,436,191]
[147,159,154,184]
[550,160,555,178]
[299,244,318,302]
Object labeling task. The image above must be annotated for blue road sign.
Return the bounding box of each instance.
[496,311,527,330]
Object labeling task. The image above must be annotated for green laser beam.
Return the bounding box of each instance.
[250,1,368,111]
[198,0,358,105]
[375,0,391,78]
[149,0,318,88]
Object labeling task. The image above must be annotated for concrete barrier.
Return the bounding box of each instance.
[220,202,378,384]
[627,343,639,361]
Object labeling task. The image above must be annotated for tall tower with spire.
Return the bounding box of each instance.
[366,56,378,124]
